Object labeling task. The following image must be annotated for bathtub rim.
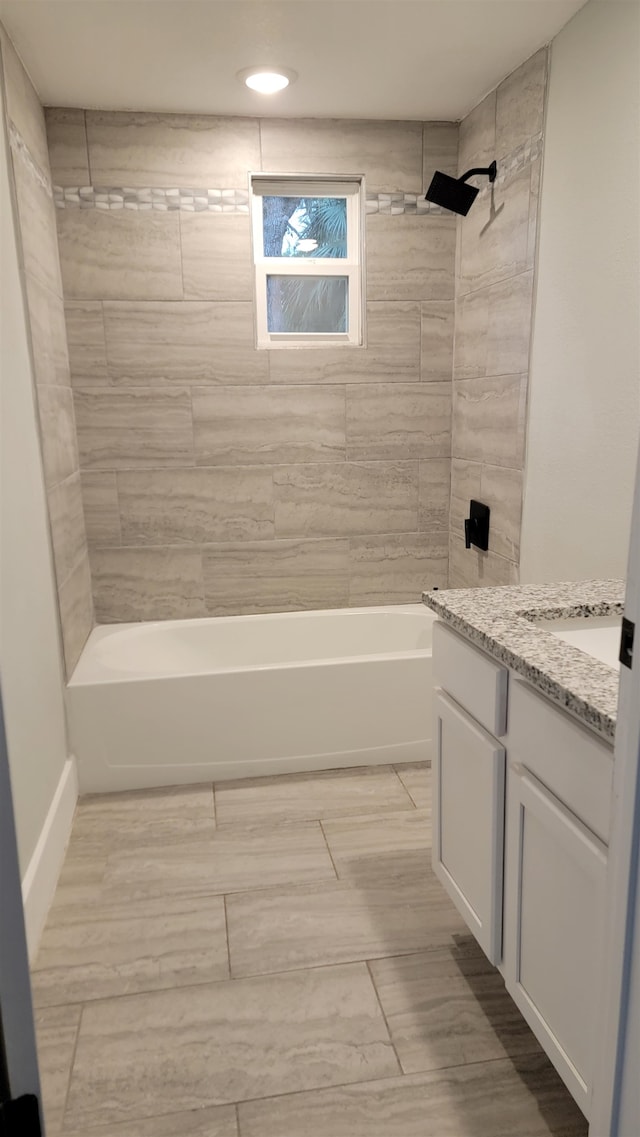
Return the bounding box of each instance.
[68,603,436,687]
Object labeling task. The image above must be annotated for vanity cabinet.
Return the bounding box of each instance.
[433,690,505,964]
[432,621,614,1119]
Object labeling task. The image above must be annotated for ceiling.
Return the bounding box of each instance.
[0,0,588,121]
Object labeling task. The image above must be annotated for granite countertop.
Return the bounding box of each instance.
[422,579,625,744]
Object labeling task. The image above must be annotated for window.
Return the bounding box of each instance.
[250,175,364,348]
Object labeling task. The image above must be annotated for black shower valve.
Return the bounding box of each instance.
[464,500,490,552]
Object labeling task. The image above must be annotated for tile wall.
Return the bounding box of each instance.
[1,30,93,672]
[48,113,458,620]
[449,49,548,586]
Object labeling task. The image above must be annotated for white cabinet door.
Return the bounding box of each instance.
[504,764,607,1117]
[432,689,506,964]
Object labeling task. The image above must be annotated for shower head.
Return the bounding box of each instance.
[425,160,497,216]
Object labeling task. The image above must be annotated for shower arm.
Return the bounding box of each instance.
[459,161,497,185]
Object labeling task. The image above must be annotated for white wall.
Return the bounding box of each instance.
[520,0,640,583]
[0,45,72,879]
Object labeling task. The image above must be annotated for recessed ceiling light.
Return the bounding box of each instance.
[237,67,297,94]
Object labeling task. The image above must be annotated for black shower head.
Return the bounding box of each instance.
[425,161,497,216]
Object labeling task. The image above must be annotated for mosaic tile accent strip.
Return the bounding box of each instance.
[50,133,543,215]
[9,122,53,197]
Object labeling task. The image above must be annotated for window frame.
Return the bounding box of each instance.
[250,173,365,350]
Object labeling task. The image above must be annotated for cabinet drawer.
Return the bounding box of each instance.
[508,680,613,844]
[433,621,508,737]
[433,689,505,964]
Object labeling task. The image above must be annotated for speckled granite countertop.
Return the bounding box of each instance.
[422,579,625,744]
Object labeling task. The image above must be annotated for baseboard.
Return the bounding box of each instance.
[21,756,78,961]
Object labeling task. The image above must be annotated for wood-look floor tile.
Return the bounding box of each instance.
[31,893,229,1007]
[34,1003,81,1137]
[394,762,432,810]
[214,765,414,827]
[237,1053,588,1137]
[63,964,398,1128]
[321,809,431,885]
[63,1105,238,1137]
[71,784,215,852]
[101,822,337,903]
[369,944,542,1074]
[226,875,466,977]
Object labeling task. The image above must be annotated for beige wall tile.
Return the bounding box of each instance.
[269,303,421,385]
[47,472,88,586]
[194,386,346,466]
[449,458,482,546]
[86,111,260,188]
[346,383,450,461]
[457,163,532,295]
[203,539,349,615]
[421,301,454,382]
[64,1106,237,1137]
[37,384,79,488]
[527,154,542,266]
[65,301,109,385]
[25,274,70,387]
[452,374,527,468]
[370,945,542,1072]
[458,91,496,177]
[215,766,414,827]
[238,1055,587,1137]
[227,876,464,976]
[12,153,62,296]
[496,48,547,158]
[57,209,183,300]
[117,468,275,545]
[1,29,50,173]
[74,388,193,469]
[103,301,267,386]
[348,532,448,605]
[181,214,253,301]
[81,472,121,546]
[418,459,451,531]
[32,892,229,1006]
[454,271,534,379]
[367,214,455,302]
[64,964,397,1128]
[274,462,419,538]
[479,463,523,562]
[450,459,523,570]
[91,547,205,623]
[260,118,423,193]
[449,533,519,589]
[423,122,458,189]
[59,549,94,674]
[34,1004,82,1137]
[45,108,90,185]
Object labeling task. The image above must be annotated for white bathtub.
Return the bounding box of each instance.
[67,604,435,793]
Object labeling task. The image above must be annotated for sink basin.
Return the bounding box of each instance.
[534,615,621,670]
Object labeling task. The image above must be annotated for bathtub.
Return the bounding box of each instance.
[67,604,435,793]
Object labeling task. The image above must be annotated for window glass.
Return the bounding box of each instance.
[262,196,348,259]
[266,275,349,334]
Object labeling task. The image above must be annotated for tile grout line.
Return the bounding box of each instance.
[212,781,218,826]
[59,1002,84,1131]
[234,1100,241,1137]
[317,820,341,882]
[34,940,461,1013]
[365,959,404,1077]
[61,1051,537,1134]
[222,893,233,979]
[389,765,418,809]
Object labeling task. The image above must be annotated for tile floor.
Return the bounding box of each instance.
[32,763,588,1137]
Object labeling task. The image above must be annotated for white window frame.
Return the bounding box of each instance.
[250,173,365,349]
